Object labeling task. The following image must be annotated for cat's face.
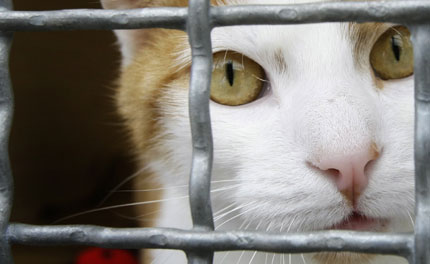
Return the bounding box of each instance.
[152,1,414,235]
[106,0,414,243]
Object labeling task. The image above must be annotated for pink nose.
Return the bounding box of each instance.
[316,143,380,207]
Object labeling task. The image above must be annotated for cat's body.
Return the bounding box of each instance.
[101,0,414,263]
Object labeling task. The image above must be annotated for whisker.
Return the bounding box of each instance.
[301,254,307,264]
[287,215,297,232]
[116,180,241,193]
[235,221,254,264]
[236,250,246,264]
[214,202,254,222]
[211,179,242,183]
[211,184,242,193]
[244,220,263,263]
[249,251,258,264]
[116,207,164,222]
[279,219,285,264]
[214,202,237,217]
[407,211,415,227]
[53,195,189,224]
[264,221,274,264]
[115,185,188,193]
[219,220,250,264]
[255,220,263,230]
[111,210,157,222]
[216,204,256,228]
[57,183,240,224]
[98,166,148,206]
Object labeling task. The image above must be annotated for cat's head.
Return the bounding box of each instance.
[103,0,414,249]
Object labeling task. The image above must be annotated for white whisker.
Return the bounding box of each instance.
[98,166,148,206]
[301,254,307,264]
[249,251,258,264]
[214,202,237,217]
[407,211,415,227]
[116,181,242,193]
[235,221,254,264]
[236,250,246,264]
[287,215,297,232]
[216,205,257,229]
[220,220,250,264]
[53,195,189,224]
[211,184,242,193]
[116,185,188,193]
[255,220,263,230]
[214,202,254,222]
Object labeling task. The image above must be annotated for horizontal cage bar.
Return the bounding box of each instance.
[0,1,428,31]
[7,224,413,257]
[0,0,428,263]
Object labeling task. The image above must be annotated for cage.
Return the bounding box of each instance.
[0,0,429,263]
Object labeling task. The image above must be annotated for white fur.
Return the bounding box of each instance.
[116,1,415,263]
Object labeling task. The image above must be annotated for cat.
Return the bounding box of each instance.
[101,0,414,263]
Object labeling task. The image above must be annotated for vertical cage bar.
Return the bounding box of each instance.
[187,0,214,263]
[0,0,13,263]
[412,24,430,264]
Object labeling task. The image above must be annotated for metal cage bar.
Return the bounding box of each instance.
[0,0,13,263]
[0,1,428,264]
[412,24,430,264]
[187,0,215,263]
[0,1,428,31]
[7,223,413,256]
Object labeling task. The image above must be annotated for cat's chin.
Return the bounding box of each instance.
[329,211,389,232]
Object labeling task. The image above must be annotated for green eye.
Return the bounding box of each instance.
[210,52,265,106]
[370,26,414,80]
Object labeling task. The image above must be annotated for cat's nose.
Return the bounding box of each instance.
[314,143,380,207]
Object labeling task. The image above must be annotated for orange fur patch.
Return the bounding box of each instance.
[115,27,189,263]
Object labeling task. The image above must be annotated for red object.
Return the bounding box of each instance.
[76,248,138,264]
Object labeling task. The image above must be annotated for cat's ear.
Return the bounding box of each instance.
[101,0,188,66]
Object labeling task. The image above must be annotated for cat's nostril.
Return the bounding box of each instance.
[312,143,380,207]
[324,168,340,181]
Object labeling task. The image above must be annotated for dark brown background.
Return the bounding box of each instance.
[10,0,138,263]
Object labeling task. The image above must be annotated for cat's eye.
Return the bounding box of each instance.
[370,26,413,80]
[211,52,265,106]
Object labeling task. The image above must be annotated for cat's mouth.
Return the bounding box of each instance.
[330,212,388,231]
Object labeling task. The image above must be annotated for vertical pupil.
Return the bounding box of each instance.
[226,61,234,86]
[391,36,401,61]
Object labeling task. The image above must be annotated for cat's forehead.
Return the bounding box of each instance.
[175,0,391,72]
[217,0,390,60]
[209,22,389,73]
